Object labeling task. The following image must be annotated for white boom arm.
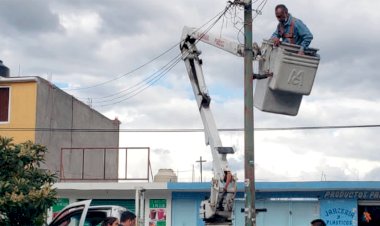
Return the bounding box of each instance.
[180,26,238,225]
[182,26,244,57]
[182,26,261,58]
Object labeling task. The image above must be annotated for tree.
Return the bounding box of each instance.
[0,137,57,226]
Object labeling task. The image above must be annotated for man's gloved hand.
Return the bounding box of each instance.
[272,37,281,46]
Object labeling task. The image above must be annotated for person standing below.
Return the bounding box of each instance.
[271,4,313,55]
[217,169,234,211]
[120,211,136,226]
[311,219,326,226]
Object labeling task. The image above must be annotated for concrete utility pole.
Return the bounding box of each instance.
[243,1,255,226]
[192,164,195,182]
[196,156,206,182]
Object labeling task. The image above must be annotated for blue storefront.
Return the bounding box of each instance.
[168,181,380,226]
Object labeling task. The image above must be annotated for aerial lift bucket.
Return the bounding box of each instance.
[254,40,320,116]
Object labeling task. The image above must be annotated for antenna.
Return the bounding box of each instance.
[87,98,92,108]
[321,171,327,181]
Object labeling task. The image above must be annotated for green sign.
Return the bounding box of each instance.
[52,198,69,212]
[149,199,167,226]
[149,199,166,208]
[157,222,166,226]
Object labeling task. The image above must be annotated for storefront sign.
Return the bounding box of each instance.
[149,199,167,226]
[321,200,357,226]
[324,191,380,200]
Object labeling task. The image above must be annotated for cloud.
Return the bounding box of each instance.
[153,148,171,155]
[1,0,379,182]
[364,168,380,181]
[0,0,61,35]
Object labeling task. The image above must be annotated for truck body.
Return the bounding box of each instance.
[48,200,127,226]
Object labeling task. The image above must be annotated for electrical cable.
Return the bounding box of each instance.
[90,54,182,103]
[65,43,179,91]
[81,2,233,106]
[95,56,183,107]
[2,124,380,132]
[67,5,233,92]
[191,3,233,47]
[234,0,267,44]
[252,0,268,21]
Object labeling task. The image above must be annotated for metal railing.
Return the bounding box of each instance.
[59,147,153,182]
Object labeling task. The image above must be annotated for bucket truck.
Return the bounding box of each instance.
[180,26,320,225]
[180,26,248,226]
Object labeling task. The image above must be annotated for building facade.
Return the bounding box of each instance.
[0,76,120,181]
[53,181,380,226]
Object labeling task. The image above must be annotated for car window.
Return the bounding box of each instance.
[50,205,85,226]
[83,210,108,226]
[55,211,82,226]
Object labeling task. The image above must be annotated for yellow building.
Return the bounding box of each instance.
[0,78,38,143]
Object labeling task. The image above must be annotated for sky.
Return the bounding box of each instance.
[1,0,380,182]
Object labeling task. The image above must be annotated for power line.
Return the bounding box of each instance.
[84,3,234,106]
[227,0,268,44]
[91,54,182,104]
[252,0,268,21]
[2,124,380,132]
[95,56,182,107]
[194,2,234,45]
[67,4,234,93]
[84,57,181,101]
[65,43,178,91]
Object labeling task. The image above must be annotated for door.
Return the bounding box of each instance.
[233,199,319,226]
[172,199,200,226]
[49,200,92,226]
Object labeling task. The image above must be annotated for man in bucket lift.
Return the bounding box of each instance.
[271,4,313,55]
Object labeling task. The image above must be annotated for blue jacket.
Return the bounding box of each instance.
[271,14,313,50]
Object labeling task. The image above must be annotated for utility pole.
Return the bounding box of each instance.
[196,156,206,182]
[243,1,255,226]
[192,164,195,182]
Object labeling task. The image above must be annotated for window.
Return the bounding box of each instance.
[0,87,10,122]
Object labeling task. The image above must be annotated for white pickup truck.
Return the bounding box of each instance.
[48,200,127,226]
